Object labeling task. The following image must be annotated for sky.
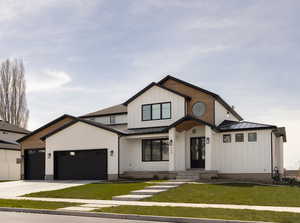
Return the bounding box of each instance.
[0,0,299,169]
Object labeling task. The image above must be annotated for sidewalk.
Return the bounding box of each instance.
[4,196,300,214]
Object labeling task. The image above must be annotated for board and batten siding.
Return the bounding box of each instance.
[127,85,185,129]
[214,101,239,126]
[212,130,272,173]
[0,149,20,180]
[45,122,119,178]
[119,138,169,172]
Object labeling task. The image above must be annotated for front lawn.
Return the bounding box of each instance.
[25,182,151,200]
[97,205,300,223]
[0,199,79,210]
[145,183,300,207]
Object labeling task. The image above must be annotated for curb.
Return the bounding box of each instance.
[0,207,272,223]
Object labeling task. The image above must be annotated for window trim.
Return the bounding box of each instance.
[248,132,257,142]
[235,133,244,143]
[142,138,169,162]
[141,102,171,121]
[223,134,231,143]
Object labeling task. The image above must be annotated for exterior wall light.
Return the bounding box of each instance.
[169,139,173,146]
[110,150,114,156]
[47,153,52,159]
[206,137,210,144]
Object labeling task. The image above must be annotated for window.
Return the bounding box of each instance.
[235,133,244,142]
[142,102,171,121]
[142,139,169,161]
[248,132,257,142]
[110,115,116,124]
[223,134,231,143]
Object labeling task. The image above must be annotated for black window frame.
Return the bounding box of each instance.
[235,133,244,142]
[142,138,169,162]
[223,134,231,143]
[248,132,257,142]
[141,102,171,121]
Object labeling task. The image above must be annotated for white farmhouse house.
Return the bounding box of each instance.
[19,75,286,182]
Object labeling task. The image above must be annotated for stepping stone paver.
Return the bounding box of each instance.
[146,185,178,190]
[58,206,97,212]
[112,194,152,201]
[80,204,119,208]
[131,189,167,195]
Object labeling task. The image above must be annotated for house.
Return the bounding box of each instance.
[0,120,30,180]
[19,75,286,182]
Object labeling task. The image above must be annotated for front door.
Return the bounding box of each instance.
[190,137,205,169]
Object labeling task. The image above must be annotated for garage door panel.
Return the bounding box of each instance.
[25,149,45,180]
[54,149,107,180]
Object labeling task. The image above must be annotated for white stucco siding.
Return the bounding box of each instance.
[45,122,119,176]
[0,131,26,141]
[212,130,272,173]
[119,138,169,172]
[127,85,185,129]
[0,149,20,180]
[215,101,239,126]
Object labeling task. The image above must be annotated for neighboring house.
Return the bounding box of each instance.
[0,120,30,180]
[19,75,287,182]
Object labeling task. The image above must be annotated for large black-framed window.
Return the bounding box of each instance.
[142,102,171,121]
[142,139,169,161]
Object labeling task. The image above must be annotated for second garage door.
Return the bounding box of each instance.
[54,149,107,180]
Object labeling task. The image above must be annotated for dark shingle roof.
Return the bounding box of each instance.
[80,104,127,118]
[123,127,168,135]
[0,139,20,150]
[218,120,277,132]
[0,121,30,134]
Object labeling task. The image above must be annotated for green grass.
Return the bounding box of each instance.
[145,183,300,207]
[25,182,152,200]
[98,205,300,223]
[0,199,79,210]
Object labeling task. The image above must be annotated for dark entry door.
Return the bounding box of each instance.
[54,149,107,180]
[24,149,45,180]
[190,137,205,169]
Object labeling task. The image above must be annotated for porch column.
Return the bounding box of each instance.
[205,125,212,170]
[168,127,176,171]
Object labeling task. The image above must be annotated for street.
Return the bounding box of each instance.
[0,211,163,223]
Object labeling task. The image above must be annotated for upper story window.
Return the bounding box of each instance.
[248,132,257,142]
[110,115,116,124]
[235,133,244,142]
[142,102,171,121]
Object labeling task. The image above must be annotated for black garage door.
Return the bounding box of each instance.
[24,149,45,180]
[54,149,107,180]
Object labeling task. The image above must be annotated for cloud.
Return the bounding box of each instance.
[26,70,72,92]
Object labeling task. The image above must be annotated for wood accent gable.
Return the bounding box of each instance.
[161,79,215,125]
[20,117,74,150]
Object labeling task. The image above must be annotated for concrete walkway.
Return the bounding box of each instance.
[3,196,300,214]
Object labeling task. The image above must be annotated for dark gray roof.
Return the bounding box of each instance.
[0,120,30,134]
[0,139,20,150]
[218,120,277,132]
[122,127,168,135]
[80,104,127,118]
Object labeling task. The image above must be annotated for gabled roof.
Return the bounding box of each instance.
[164,115,218,131]
[0,120,30,134]
[158,75,243,121]
[218,120,277,132]
[41,118,125,141]
[123,82,191,106]
[17,114,76,143]
[80,104,127,118]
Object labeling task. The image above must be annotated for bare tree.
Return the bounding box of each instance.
[0,59,29,128]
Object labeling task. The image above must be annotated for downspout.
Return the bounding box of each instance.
[270,132,273,177]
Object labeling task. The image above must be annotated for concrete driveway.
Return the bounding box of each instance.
[0,180,96,198]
